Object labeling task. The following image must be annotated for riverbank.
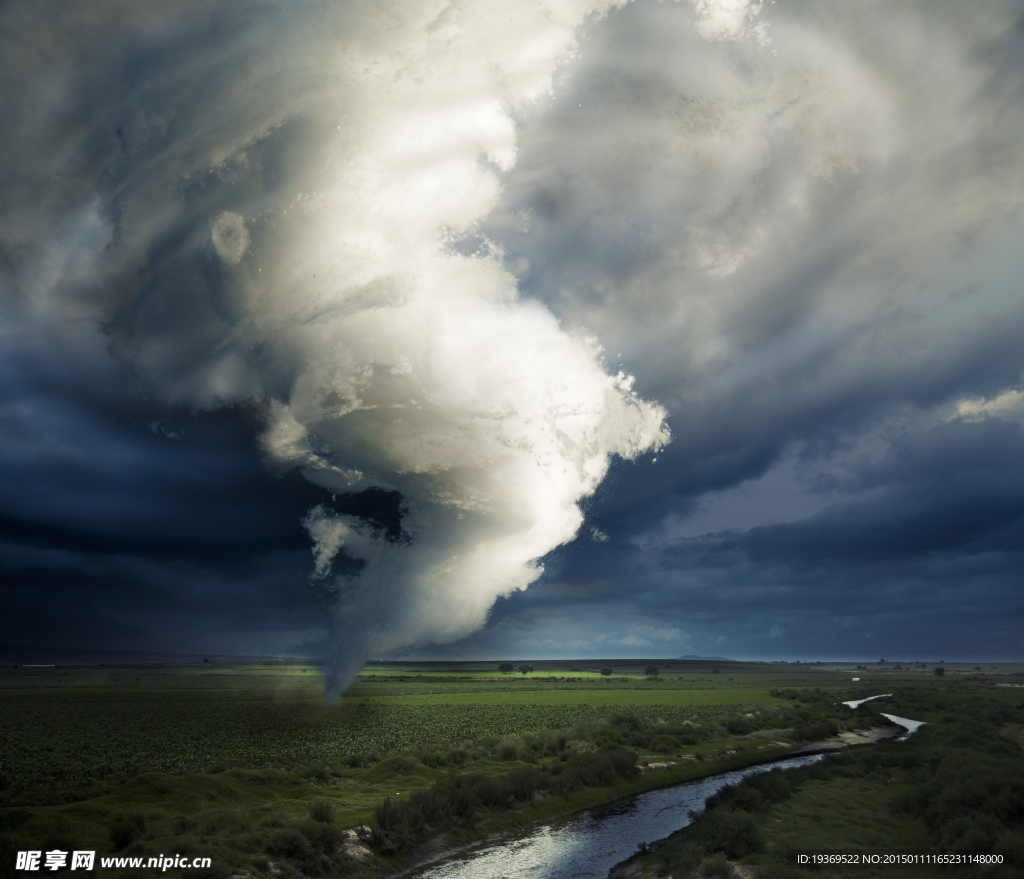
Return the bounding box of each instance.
[380,744,792,876]
[789,723,902,754]
[607,690,1024,879]
[389,725,907,878]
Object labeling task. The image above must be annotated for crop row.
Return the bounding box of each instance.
[0,695,752,797]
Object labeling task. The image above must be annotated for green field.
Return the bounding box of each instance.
[2,658,1023,878]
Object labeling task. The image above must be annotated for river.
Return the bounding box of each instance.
[410,711,924,879]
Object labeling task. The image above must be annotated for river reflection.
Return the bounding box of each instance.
[414,712,928,879]
[412,753,825,879]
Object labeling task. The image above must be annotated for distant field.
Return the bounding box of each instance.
[4,658,1024,879]
[342,688,784,707]
[2,658,1022,803]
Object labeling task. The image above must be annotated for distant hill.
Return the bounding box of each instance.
[675,654,735,662]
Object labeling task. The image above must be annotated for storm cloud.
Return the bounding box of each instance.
[2,0,1023,670]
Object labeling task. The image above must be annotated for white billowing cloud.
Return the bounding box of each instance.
[0,0,667,696]
[956,389,1024,424]
[689,0,771,47]
[210,212,249,265]
[491,0,1024,544]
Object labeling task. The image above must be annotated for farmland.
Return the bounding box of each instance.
[1,658,1022,877]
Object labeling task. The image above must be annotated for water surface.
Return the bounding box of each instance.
[413,753,824,879]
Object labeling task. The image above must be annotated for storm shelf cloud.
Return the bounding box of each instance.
[1,0,1023,682]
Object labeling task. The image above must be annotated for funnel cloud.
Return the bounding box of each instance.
[3,0,1024,667]
[0,0,667,694]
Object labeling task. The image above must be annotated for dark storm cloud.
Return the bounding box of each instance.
[427,0,1024,661]
[3,0,1024,668]
[0,0,667,684]
[0,321,341,652]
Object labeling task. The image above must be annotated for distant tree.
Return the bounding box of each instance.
[518,664,534,675]
[644,665,659,677]
[713,668,720,674]
[498,663,514,674]
[600,667,613,676]
[934,667,945,676]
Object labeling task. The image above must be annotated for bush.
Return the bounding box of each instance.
[300,764,329,780]
[265,828,314,859]
[109,810,146,850]
[996,831,1024,867]
[368,797,415,854]
[296,819,342,855]
[793,720,838,742]
[600,667,613,676]
[654,839,704,876]
[197,808,250,835]
[556,748,636,791]
[170,816,198,835]
[693,808,764,858]
[497,741,520,762]
[700,853,732,879]
[308,800,335,823]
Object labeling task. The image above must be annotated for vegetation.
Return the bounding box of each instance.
[3,659,1022,878]
[623,681,1024,879]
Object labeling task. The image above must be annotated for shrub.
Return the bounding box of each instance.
[694,808,764,858]
[296,819,342,854]
[197,808,250,835]
[265,827,314,859]
[654,839,704,876]
[700,853,732,879]
[109,810,146,850]
[171,816,198,836]
[793,720,838,742]
[308,800,335,823]
[368,796,415,854]
[300,764,329,780]
[497,741,520,762]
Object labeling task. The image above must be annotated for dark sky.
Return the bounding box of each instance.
[1,0,1023,671]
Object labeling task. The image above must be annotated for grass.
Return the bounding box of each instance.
[3,659,1024,878]
[619,679,1024,879]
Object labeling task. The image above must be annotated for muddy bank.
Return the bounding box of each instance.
[788,723,902,754]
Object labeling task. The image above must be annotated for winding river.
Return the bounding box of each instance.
[411,709,924,879]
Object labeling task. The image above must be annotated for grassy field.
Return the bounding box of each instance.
[617,671,1024,879]
[2,658,1023,878]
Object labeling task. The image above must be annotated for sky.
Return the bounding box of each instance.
[1,0,1023,681]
